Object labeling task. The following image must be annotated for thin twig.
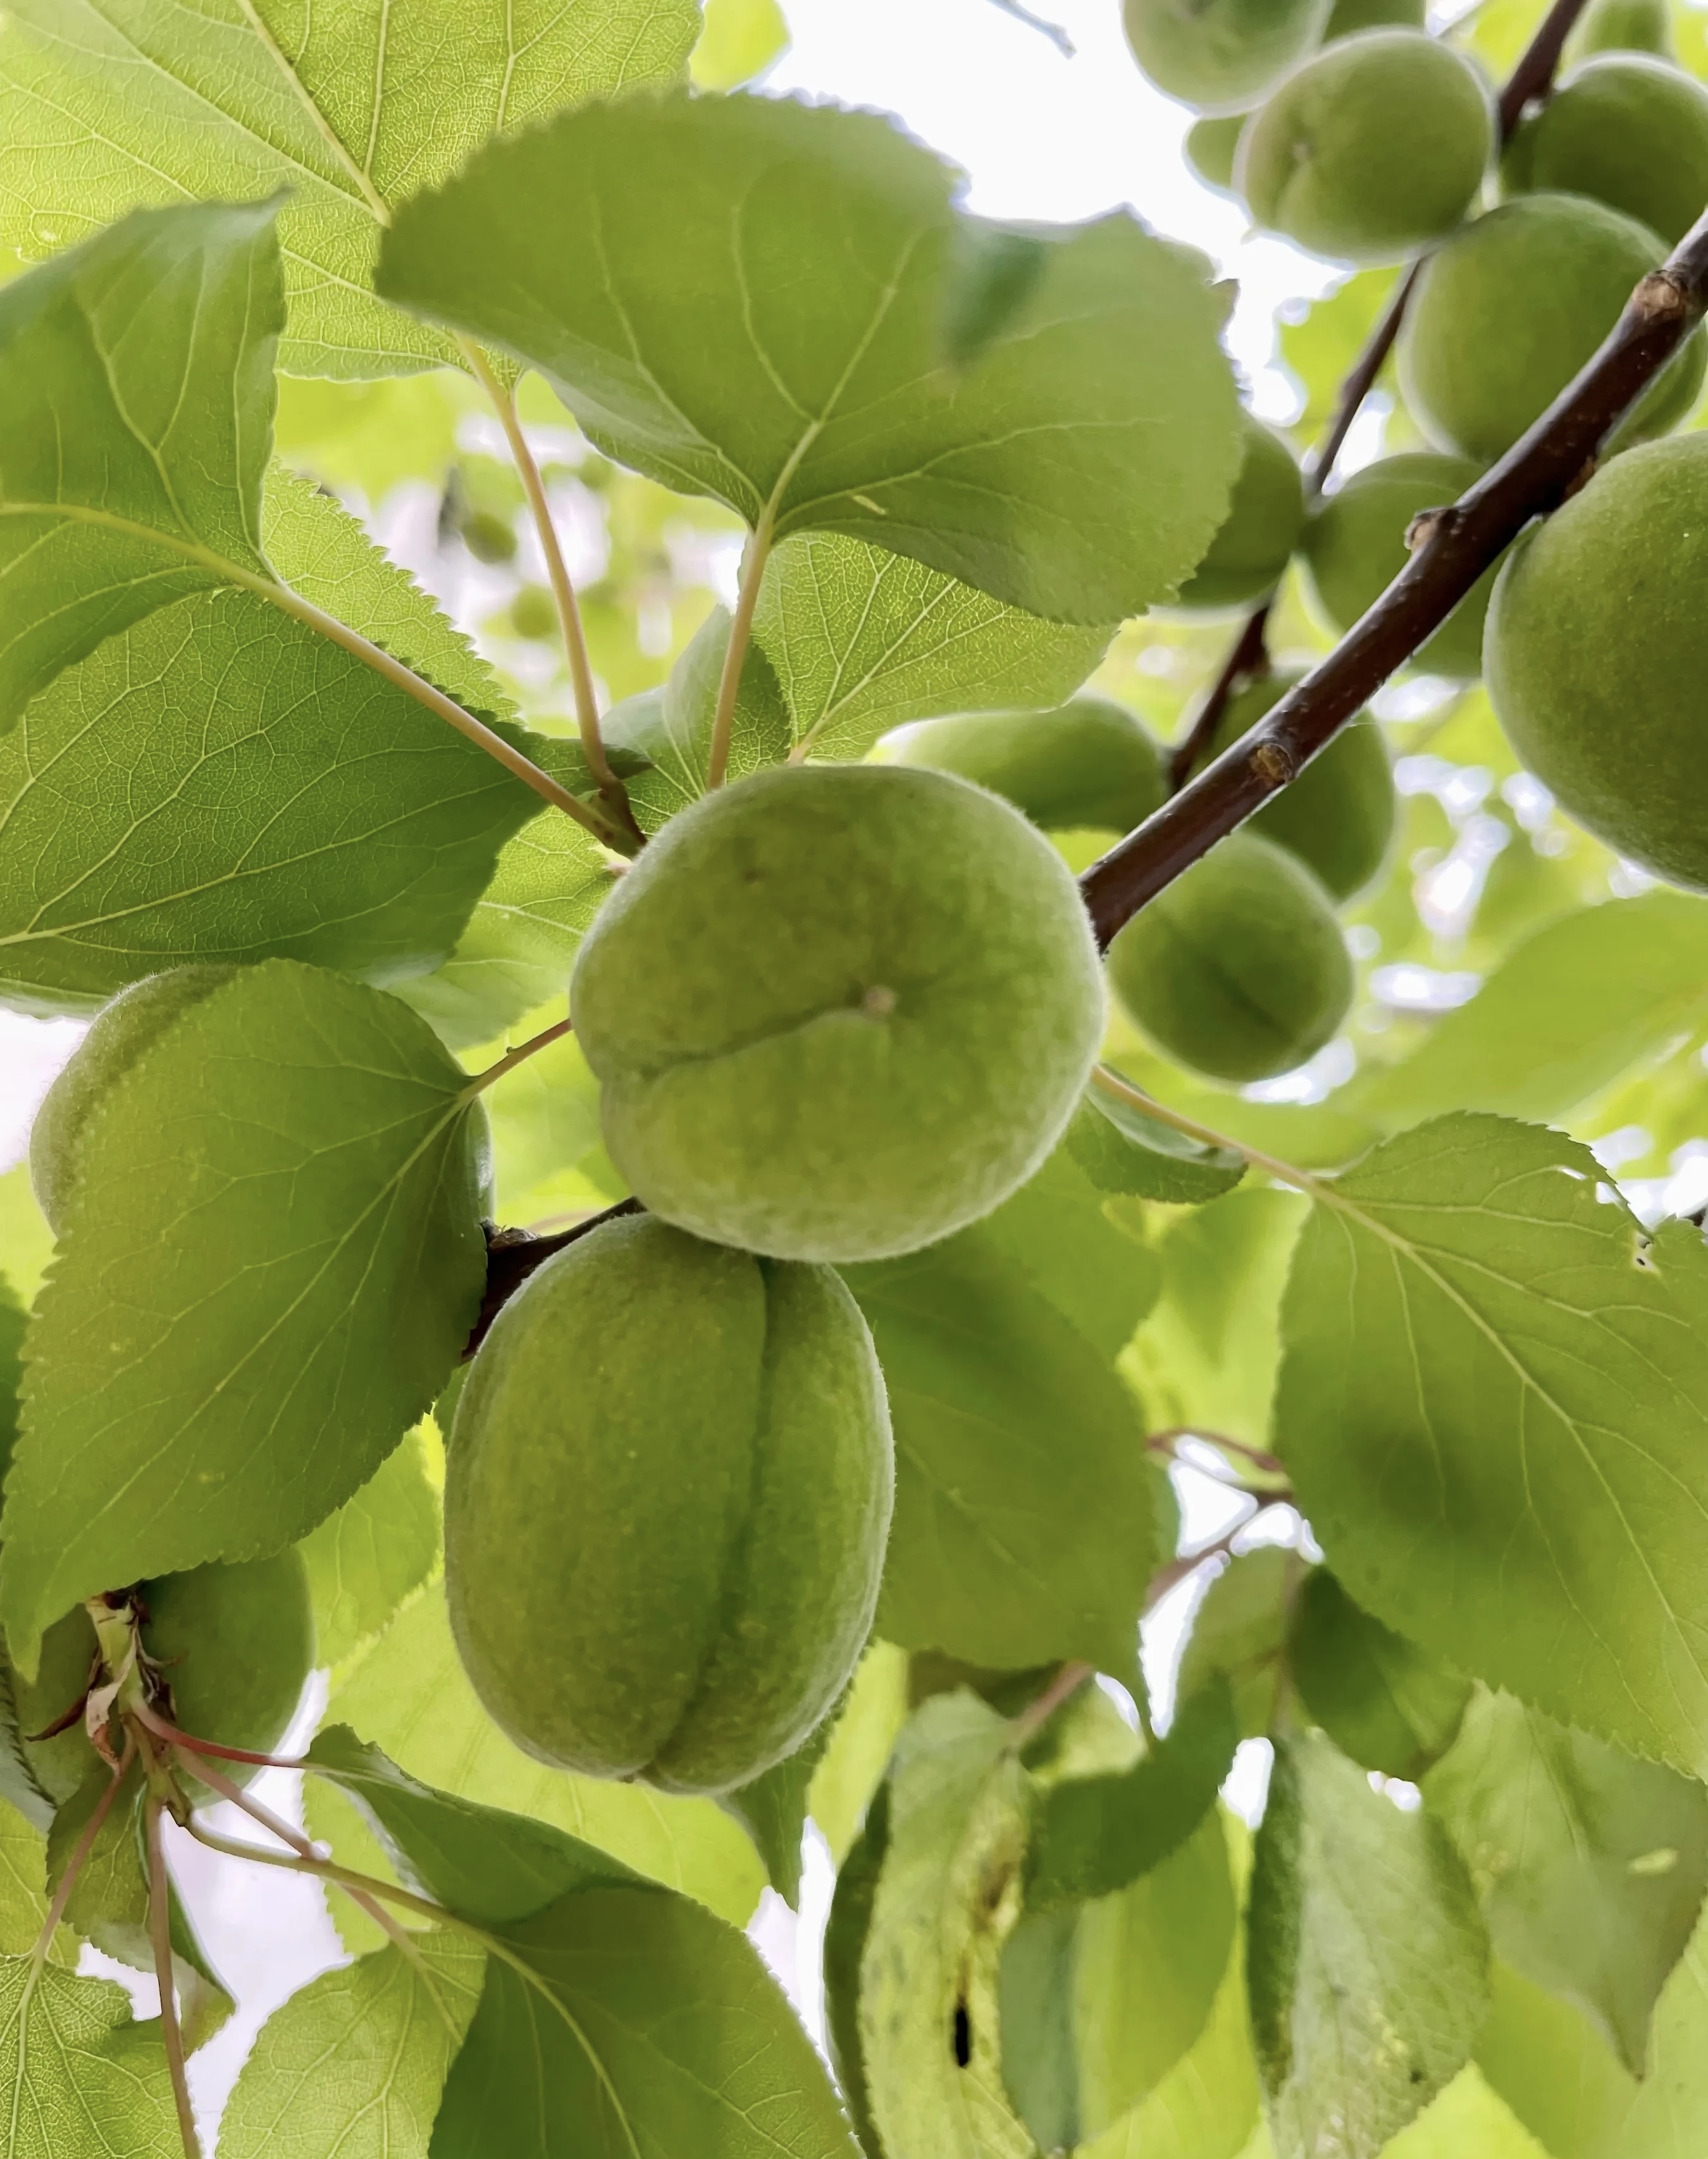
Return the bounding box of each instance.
[464,1196,643,1358]
[1497,0,1595,133]
[1145,1506,1294,1608]
[1168,603,1273,790]
[126,1702,304,1772]
[1008,1661,1095,1747]
[1082,213,1708,945]
[1146,1428,1290,1482]
[706,514,776,791]
[465,1015,574,1097]
[146,1797,202,2159]
[1302,263,1422,497]
[458,338,643,847]
[30,1737,135,1964]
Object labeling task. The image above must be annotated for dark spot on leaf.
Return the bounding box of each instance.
[953,2001,972,2067]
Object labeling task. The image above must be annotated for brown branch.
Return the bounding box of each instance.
[1083,215,1708,946]
[465,1197,643,1359]
[1167,603,1273,789]
[1498,0,1595,135]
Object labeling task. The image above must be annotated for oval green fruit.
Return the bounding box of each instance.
[1485,435,1708,889]
[1107,832,1352,1082]
[1122,0,1330,114]
[1568,0,1673,60]
[445,1215,893,1793]
[1197,671,1395,900]
[1301,451,1497,677]
[30,966,237,1236]
[1239,32,1492,266]
[571,765,1105,1261]
[1173,412,1306,610]
[874,696,1166,834]
[1501,56,1708,246]
[1399,192,1706,462]
[1185,113,1249,193]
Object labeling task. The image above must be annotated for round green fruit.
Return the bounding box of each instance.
[1239,32,1493,266]
[1301,451,1496,677]
[1122,0,1329,115]
[1108,832,1353,1083]
[1173,412,1306,609]
[571,765,1105,1262]
[874,696,1166,834]
[1399,192,1706,463]
[1324,0,1425,37]
[1185,113,1248,192]
[1485,435,1708,889]
[1502,56,1708,247]
[1569,0,1673,61]
[444,1215,892,1793]
[30,966,237,1237]
[0,1605,106,1821]
[1197,671,1395,901]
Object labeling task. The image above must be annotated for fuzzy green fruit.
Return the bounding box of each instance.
[1197,671,1395,900]
[1502,56,1708,246]
[1239,32,1492,266]
[874,696,1166,834]
[1486,435,1708,889]
[1325,0,1425,37]
[1569,0,1673,61]
[1185,113,1248,192]
[30,966,237,1236]
[445,1215,892,1793]
[1399,193,1706,462]
[1301,452,1497,677]
[3,1550,313,1814]
[1174,412,1306,609]
[1122,0,1329,114]
[571,765,1105,1261]
[1108,832,1352,1083]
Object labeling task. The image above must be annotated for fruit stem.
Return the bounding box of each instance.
[465,1015,575,1097]
[706,510,776,792]
[462,1196,645,1359]
[459,337,644,849]
[145,1795,203,2159]
[29,1736,135,1966]
[128,1697,305,1772]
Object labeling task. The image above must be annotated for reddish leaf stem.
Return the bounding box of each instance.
[145,1796,202,2159]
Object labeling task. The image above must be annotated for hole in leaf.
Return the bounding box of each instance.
[953,2001,972,2067]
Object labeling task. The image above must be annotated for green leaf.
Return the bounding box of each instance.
[1289,1570,1471,1782]
[476,1020,607,1208]
[691,0,791,90]
[605,604,792,832]
[846,1235,1154,1675]
[378,93,1242,625]
[310,1586,764,1928]
[431,1879,860,2159]
[1355,893,1708,1129]
[1025,1678,1239,1908]
[974,1139,1161,1364]
[0,0,700,378]
[0,1166,53,1306]
[806,1637,910,1864]
[858,1692,1035,2159]
[219,1936,486,2159]
[1068,1091,1247,1207]
[0,1277,22,1489]
[0,1954,181,2156]
[1379,2067,1556,2159]
[719,1709,839,1907]
[0,1806,70,1961]
[823,1781,889,2159]
[0,199,281,727]
[1474,1962,1642,2158]
[752,531,1111,761]
[1177,1549,1297,1742]
[1274,1112,1708,1779]
[1247,1732,1490,2159]
[297,1421,442,1671]
[2,960,487,1671]
[999,1904,1081,2152]
[1424,1686,1708,2073]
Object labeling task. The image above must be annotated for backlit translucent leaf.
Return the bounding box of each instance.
[973,1141,1161,1363]
[0,1279,20,1487]
[311,1586,764,1928]
[378,93,1242,624]
[846,1234,1153,1675]
[297,1421,442,1670]
[0,1955,180,2157]
[0,1807,70,1962]
[220,1936,485,2159]
[752,531,1111,761]
[1177,1549,1296,1741]
[1275,1113,1708,1779]
[1248,1733,1489,2159]
[1425,1686,1708,2073]
[0,0,700,377]
[805,1637,909,1865]
[2,961,487,1671]
[0,199,280,727]
[1068,1090,1247,1208]
[1289,1569,1471,1783]
[605,603,791,831]
[859,1693,1035,2159]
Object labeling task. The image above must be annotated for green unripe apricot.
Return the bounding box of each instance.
[1174,412,1306,609]
[874,696,1167,834]
[1399,193,1707,463]
[445,1215,892,1793]
[3,1550,313,1815]
[1197,671,1395,900]
[1186,114,1248,193]
[1122,0,1329,115]
[1301,452,1497,678]
[571,765,1104,1262]
[1569,0,1673,61]
[1324,0,1425,37]
[30,966,237,1235]
[1239,32,1493,266]
[1486,435,1708,890]
[1107,832,1353,1083]
[1502,56,1708,247]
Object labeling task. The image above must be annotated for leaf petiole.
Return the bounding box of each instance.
[145,1792,202,2159]
[706,509,777,791]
